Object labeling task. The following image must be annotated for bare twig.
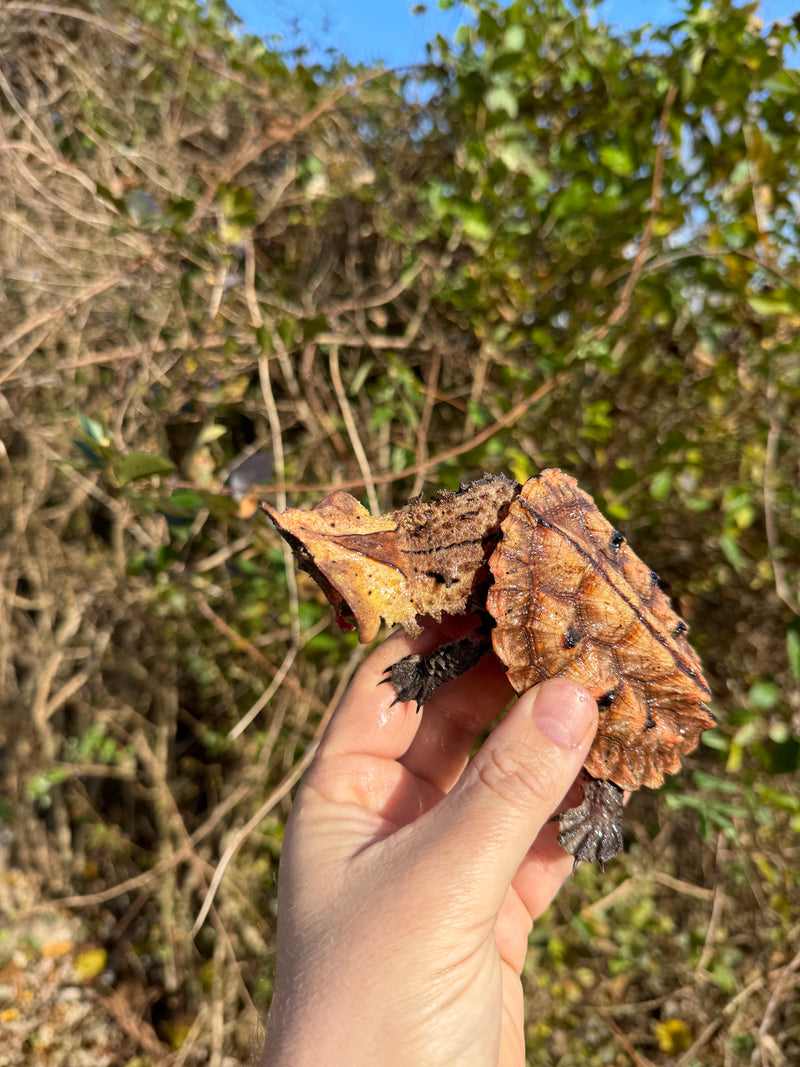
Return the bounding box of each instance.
[193,594,325,713]
[759,944,800,1051]
[102,986,167,1059]
[641,243,800,293]
[411,348,442,497]
[300,344,350,455]
[581,875,639,918]
[258,353,301,644]
[652,870,715,902]
[601,1015,659,1067]
[256,372,563,496]
[606,82,677,330]
[192,640,366,935]
[190,748,315,937]
[324,260,425,315]
[592,989,691,1017]
[674,1016,725,1067]
[0,64,58,157]
[227,645,298,741]
[329,344,380,514]
[763,369,796,613]
[188,68,386,228]
[0,270,132,384]
[695,835,727,977]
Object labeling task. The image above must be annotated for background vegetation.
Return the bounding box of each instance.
[1,0,799,1062]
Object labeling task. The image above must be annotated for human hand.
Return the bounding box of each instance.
[262,620,598,1067]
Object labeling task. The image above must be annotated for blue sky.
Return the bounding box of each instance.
[227,1,798,67]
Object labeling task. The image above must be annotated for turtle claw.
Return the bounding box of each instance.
[378,671,416,709]
[557,778,625,869]
[380,632,492,712]
[382,654,435,712]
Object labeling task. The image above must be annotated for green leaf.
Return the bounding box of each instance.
[503,25,525,51]
[113,452,176,487]
[650,470,672,501]
[787,627,800,681]
[681,65,695,100]
[701,729,728,752]
[748,680,780,711]
[761,72,798,97]
[256,325,273,354]
[218,184,257,225]
[718,534,744,571]
[550,178,592,219]
[485,85,518,118]
[73,439,106,468]
[166,197,196,222]
[302,313,329,341]
[461,206,492,241]
[169,488,206,510]
[349,359,374,396]
[195,424,226,447]
[710,963,737,996]
[692,770,740,794]
[495,140,549,192]
[77,413,108,446]
[610,466,637,493]
[656,1018,693,1054]
[94,182,125,210]
[466,399,492,429]
[758,785,800,813]
[746,293,797,316]
[599,145,635,177]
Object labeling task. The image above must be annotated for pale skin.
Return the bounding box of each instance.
[261,618,599,1067]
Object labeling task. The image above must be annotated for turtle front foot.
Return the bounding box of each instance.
[381,631,491,712]
[557,778,625,868]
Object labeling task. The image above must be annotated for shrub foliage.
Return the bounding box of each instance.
[1,0,798,1061]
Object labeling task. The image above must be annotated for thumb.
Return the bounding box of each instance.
[420,677,598,914]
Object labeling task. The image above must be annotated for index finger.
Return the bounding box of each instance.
[315,624,445,764]
[317,617,510,767]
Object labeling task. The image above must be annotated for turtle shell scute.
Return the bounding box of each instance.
[487,469,714,792]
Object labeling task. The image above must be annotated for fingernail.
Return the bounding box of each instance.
[529,678,596,749]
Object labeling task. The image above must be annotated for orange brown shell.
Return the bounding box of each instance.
[487,469,714,792]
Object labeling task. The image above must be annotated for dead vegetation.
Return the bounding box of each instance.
[1,1,799,1063]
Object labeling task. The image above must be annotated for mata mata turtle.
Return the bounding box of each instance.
[262,468,714,865]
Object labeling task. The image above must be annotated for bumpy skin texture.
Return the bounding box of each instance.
[263,469,714,866]
[262,474,519,642]
[383,629,492,712]
[556,778,625,867]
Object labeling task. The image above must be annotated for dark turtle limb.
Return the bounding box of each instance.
[557,777,625,868]
[382,630,492,711]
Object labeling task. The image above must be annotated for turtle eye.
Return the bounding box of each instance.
[673,620,688,637]
[609,529,625,553]
[649,569,660,586]
[426,570,457,588]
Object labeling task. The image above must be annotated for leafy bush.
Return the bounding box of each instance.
[1,0,798,1061]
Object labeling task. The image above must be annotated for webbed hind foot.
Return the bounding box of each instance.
[557,777,625,868]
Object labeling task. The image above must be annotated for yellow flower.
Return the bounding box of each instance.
[655,1018,692,1054]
